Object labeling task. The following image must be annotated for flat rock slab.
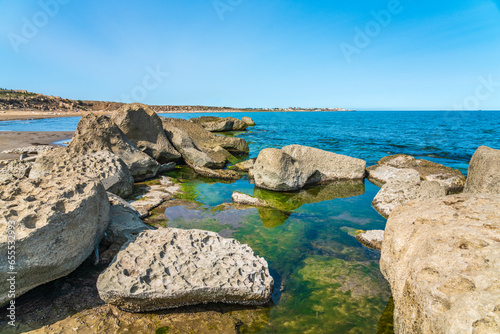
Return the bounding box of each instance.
[355,230,384,251]
[129,176,181,218]
[380,193,500,333]
[1,145,54,154]
[97,228,274,312]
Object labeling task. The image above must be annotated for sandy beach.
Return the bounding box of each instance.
[0,131,74,161]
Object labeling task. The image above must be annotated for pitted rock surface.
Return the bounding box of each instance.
[0,159,33,181]
[0,174,109,306]
[30,149,134,198]
[97,228,274,312]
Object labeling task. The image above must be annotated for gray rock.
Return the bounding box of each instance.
[158,162,176,174]
[190,165,242,180]
[190,116,248,132]
[105,193,153,246]
[30,149,134,198]
[232,192,268,207]
[252,145,366,191]
[372,171,447,218]
[242,116,255,126]
[97,228,274,312]
[0,173,110,306]
[367,154,465,194]
[68,113,160,181]
[464,145,500,195]
[231,158,256,172]
[380,194,500,334]
[355,230,384,251]
[129,176,181,218]
[111,103,181,163]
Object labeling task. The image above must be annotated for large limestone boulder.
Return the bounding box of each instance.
[97,228,274,312]
[162,117,249,154]
[190,116,248,132]
[0,174,110,306]
[104,193,153,246]
[372,171,446,218]
[367,154,465,194]
[30,149,134,198]
[242,116,255,126]
[68,113,160,181]
[111,103,181,163]
[464,146,500,195]
[380,194,500,334]
[252,145,366,191]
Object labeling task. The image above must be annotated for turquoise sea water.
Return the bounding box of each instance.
[2,111,499,333]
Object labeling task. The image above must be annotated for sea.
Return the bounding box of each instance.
[1,110,499,333]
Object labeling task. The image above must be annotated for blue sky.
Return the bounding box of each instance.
[1,0,499,110]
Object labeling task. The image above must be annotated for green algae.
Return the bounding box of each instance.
[156,326,170,334]
[377,296,395,334]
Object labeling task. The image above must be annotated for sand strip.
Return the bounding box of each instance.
[0,131,74,160]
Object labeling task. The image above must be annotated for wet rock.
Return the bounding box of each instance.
[162,117,249,155]
[367,154,465,194]
[232,191,268,207]
[105,193,153,246]
[231,158,256,172]
[0,174,109,306]
[380,193,500,334]
[129,176,181,218]
[464,145,500,195]
[30,149,134,198]
[242,116,255,126]
[252,145,366,191]
[356,230,384,251]
[190,165,242,180]
[68,113,160,181]
[97,228,274,312]
[372,171,446,218]
[1,145,54,155]
[159,162,176,173]
[190,116,248,132]
[111,103,181,163]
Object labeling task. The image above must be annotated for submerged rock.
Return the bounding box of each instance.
[30,149,134,198]
[242,116,255,126]
[252,145,366,191]
[111,103,181,163]
[105,193,153,246]
[355,230,384,251]
[0,174,110,306]
[464,145,500,195]
[97,228,274,312]
[68,113,160,181]
[372,171,446,218]
[190,116,248,132]
[367,154,465,193]
[380,194,500,334]
[190,165,242,180]
[232,191,268,207]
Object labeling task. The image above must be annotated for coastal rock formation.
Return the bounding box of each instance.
[231,158,256,172]
[367,154,465,193]
[0,159,33,181]
[97,228,274,312]
[464,146,500,195]
[355,230,384,251]
[111,103,181,163]
[68,113,160,181]
[190,116,248,132]
[104,193,153,246]
[380,194,500,334]
[190,165,242,180]
[30,149,134,198]
[372,171,446,218]
[242,116,255,126]
[1,145,54,155]
[164,125,227,169]
[232,191,268,207]
[252,145,366,191]
[162,117,249,155]
[0,174,109,306]
[129,176,181,218]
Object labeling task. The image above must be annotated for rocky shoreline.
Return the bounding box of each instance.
[0,103,499,333]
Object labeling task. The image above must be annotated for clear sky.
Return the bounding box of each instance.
[1,0,499,110]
